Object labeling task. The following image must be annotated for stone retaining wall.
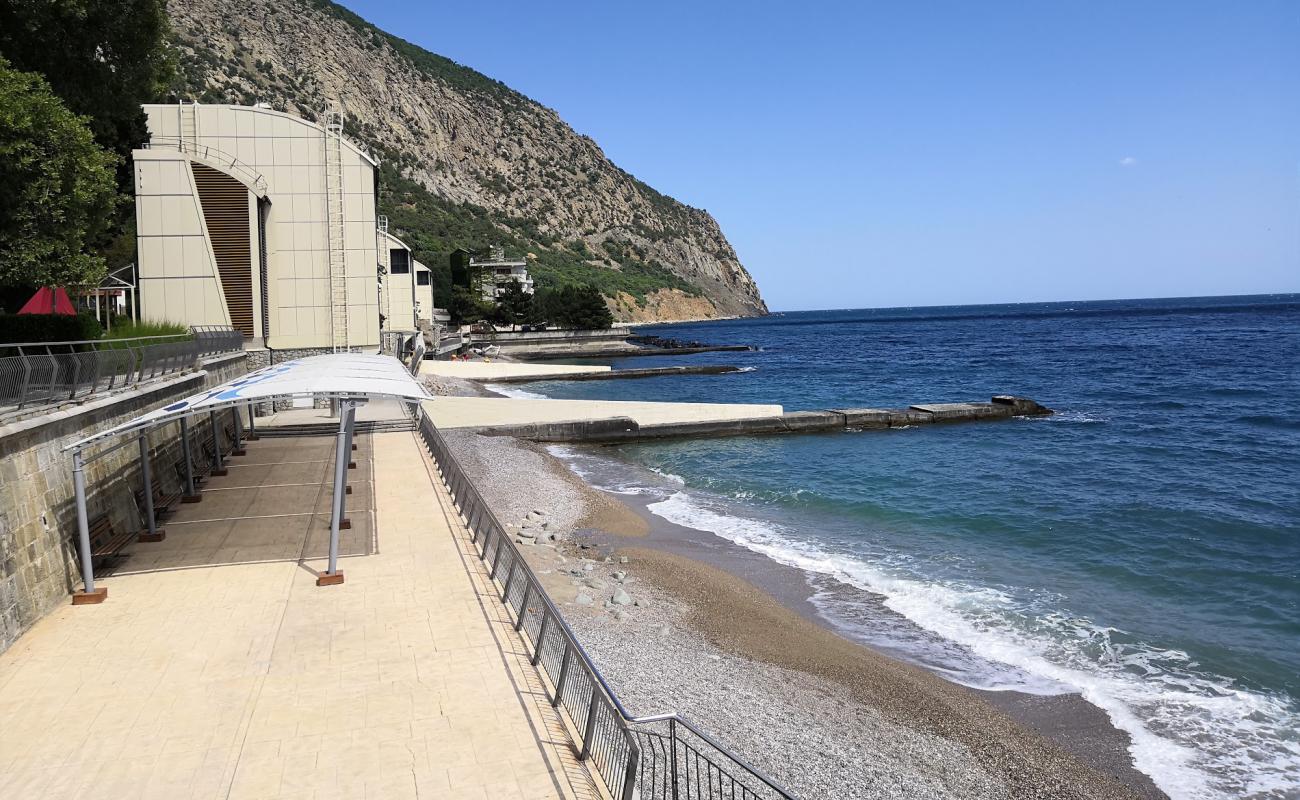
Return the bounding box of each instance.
[0,353,250,654]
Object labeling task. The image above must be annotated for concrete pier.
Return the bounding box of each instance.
[488,364,746,384]
[521,344,755,360]
[454,395,1052,443]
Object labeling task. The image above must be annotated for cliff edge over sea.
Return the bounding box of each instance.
[166,0,768,322]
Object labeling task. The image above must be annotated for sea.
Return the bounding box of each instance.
[488,294,1300,800]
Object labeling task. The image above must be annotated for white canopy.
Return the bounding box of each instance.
[68,353,431,450]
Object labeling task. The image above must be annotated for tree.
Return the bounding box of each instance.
[447,286,491,327]
[0,0,172,160]
[0,58,120,288]
[534,284,613,330]
[493,279,533,327]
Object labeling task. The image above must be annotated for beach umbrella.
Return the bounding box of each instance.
[17,286,77,315]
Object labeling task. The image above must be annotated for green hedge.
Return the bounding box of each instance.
[0,313,103,344]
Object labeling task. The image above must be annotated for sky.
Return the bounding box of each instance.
[338,0,1299,311]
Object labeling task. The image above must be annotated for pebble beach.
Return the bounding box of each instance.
[427,367,1165,799]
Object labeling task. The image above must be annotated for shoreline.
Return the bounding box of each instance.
[427,388,1167,799]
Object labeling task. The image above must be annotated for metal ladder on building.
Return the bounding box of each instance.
[178,101,198,149]
[324,109,349,352]
[376,215,390,330]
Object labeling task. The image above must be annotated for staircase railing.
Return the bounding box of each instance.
[415,411,797,800]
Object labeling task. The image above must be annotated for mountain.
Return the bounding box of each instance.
[165,0,768,321]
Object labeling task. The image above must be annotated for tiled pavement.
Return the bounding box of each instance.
[0,429,602,799]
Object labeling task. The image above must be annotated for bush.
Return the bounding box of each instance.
[0,312,102,344]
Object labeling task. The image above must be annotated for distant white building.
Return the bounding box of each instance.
[472,246,533,301]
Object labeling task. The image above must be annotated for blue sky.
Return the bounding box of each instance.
[340,0,1299,310]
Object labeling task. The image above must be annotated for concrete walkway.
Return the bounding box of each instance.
[0,430,600,799]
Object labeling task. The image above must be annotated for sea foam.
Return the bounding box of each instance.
[644,488,1300,800]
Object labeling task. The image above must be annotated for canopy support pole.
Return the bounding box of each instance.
[245,403,259,441]
[181,417,200,503]
[230,407,246,456]
[319,400,353,586]
[208,410,227,477]
[71,449,106,604]
[137,434,164,542]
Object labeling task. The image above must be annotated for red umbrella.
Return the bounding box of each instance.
[17,287,77,315]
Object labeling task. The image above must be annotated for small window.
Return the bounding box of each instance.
[390,249,410,274]
[416,271,431,286]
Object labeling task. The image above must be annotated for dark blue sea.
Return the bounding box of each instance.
[490,295,1300,799]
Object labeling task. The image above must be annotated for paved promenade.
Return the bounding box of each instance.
[0,429,600,799]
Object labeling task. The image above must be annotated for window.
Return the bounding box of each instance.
[390,249,410,274]
[416,271,431,286]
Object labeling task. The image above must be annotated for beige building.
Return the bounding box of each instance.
[379,229,435,331]
[133,103,391,353]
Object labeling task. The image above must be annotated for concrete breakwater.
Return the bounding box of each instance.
[472,395,1052,443]
[520,343,755,360]
[487,365,745,383]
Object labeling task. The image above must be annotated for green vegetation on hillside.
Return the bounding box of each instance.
[376,154,699,308]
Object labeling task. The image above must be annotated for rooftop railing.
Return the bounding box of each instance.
[142,137,269,196]
[415,412,797,800]
[0,326,244,418]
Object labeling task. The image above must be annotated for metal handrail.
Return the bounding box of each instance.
[143,137,269,195]
[0,326,244,417]
[415,411,797,800]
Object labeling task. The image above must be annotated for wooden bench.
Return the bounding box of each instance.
[87,514,133,564]
[176,458,205,487]
[201,442,228,476]
[222,424,246,456]
[135,481,181,518]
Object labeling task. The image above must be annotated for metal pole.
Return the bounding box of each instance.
[621,739,640,800]
[320,401,350,585]
[208,409,223,475]
[72,450,97,597]
[138,434,162,541]
[669,717,679,800]
[246,403,258,440]
[231,406,244,454]
[180,417,198,502]
[580,691,601,760]
[552,642,572,708]
[532,609,551,667]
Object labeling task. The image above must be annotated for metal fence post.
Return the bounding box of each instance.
[580,691,601,760]
[532,609,551,666]
[670,717,680,800]
[552,642,572,708]
[621,737,640,800]
[515,583,533,631]
[501,557,519,602]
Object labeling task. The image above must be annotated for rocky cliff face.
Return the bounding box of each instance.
[166,0,767,320]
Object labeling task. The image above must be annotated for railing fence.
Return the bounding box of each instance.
[0,326,244,415]
[415,412,796,800]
